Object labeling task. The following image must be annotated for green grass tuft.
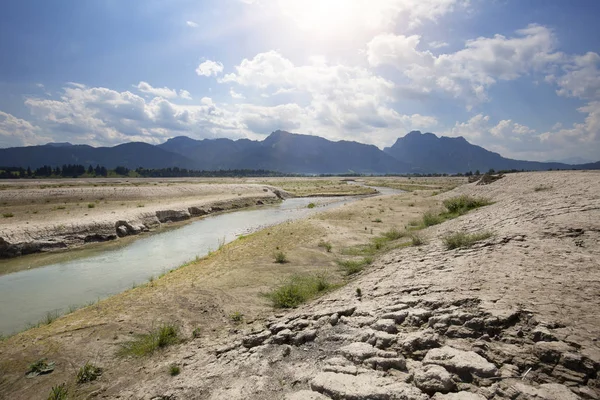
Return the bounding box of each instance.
[410,232,426,246]
[76,362,103,384]
[47,383,68,400]
[117,324,179,357]
[443,231,494,250]
[2,213,14,218]
[264,274,332,308]
[318,240,332,252]
[87,203,95,209]
[169,364,181,376]
[229,311,244,323]
[274,251,288,264]
[443,195,492,214]
[337,257,373,275]
[307,202,316,209]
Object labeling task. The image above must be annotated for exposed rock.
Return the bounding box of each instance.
[532,326,558,342]
[413,365,455,394]
[401,329,441,353]
[534,341,576,364]
[423,346,498,378]
[364,356,406,371]
[272,329,293,345]
[155,209,191,223]
[284,390,331,400]
[339,343,378,362]
[311,372,428,400]
[241,331,271,348]
[371,319,398,334]
[381,310,408,324]
[432,392,486,400]
[292,329,317,346]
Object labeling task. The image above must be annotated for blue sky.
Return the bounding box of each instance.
[1,0,599,162]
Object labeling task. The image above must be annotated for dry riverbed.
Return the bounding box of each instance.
[1,172,598,400]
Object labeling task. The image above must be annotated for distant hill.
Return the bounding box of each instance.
[1,130,597,174]
[384,131,578,173]
[0,142,197,169]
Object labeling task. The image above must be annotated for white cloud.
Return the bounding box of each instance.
[230,88,245,99]
[368,24,565,107]
[429,41,449,49]
[554,52,600,100]
[186,20,199,28]
[136,81,178,98]
[0,111,48,147]
[196,60,224,77]
[179,90,192,100]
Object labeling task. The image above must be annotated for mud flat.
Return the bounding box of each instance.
[1,172,598,399]
[0,180,292,258]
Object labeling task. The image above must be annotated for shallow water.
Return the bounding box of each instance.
[0,186,402,335]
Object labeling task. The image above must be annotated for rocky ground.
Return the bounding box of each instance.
[122,171,599,400]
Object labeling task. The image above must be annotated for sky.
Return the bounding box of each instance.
[0,0,599,162]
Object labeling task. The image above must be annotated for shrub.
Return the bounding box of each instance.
[2,213,14,218]
[118,324,179,357]
[422,211,443,227]
[443,231,493,250]
[382,227,404,241]
[169,364,181,376]
[265,274,332,308]
[77,362,103,384]
[47,383,68,400]
[229,312,244,323]
[87,203,95,209]
[410,232,425,246]
[337,257,372,275]
[443,195,492,215]
[307,202,316,209]
[318,241,332,252]
[356,288,362,298]
[274,251,288,264]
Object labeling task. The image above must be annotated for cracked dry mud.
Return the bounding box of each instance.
[123,171,599,400]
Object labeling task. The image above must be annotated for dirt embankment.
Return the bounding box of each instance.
[0,182,289,258]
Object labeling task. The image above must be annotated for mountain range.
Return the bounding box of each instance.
[1,130,598,174]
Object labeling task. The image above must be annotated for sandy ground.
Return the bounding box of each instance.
[0,172,597,399]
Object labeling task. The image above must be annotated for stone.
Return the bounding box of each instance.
[329,313,340,326]
[532,326,558,342]
[423,346,498,378]
[413,365,455,394]
[311,372,428,400]
[537,383,580,400]
[381,310,408,324]
[339,342,378,362]
[272,329,293,345]
[292,329,317,346]
[534,341,575,364]
[364,356,406,371]
[406,309,432,326]
[371,319,398,334]
[242,331,271,348]
[373,331,397,349]
[432,392,486,400]
[284,390,331,400]
[401,329,440,353]
[445,326,479,339]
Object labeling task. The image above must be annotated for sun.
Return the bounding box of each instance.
[278,0,371,38]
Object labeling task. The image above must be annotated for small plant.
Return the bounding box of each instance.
[76,362,103,384]
[307,203,316,209]
[372,218,382,223]
[443,231,494,250]
[44,310,60,325]
[443,195,492,215]
[87,203,95,209]
[137,204,145,208]
[356,288,362,298]
[26,359,55,378]
[534,185,553,192]
[422,211,443,227]
[118,324,179,357]
[229,311,244,323]
[265,273,332,308]
[169,364,181,376]
[382,227,404,241]
[192,327,201,338]
[2,213,14,218]
[56,206,66,210]
[337,257,372,275]
[47,383,68,400]
[274,251,288,264]
[318,240,332,252]
[410,232,425,246]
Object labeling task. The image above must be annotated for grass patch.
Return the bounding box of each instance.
[307,202,316,209]
[76,362,103,384]
[443,195,492,214]
[26,359,55,377]
[443,231,494,250]
[372,218,382,223]
[192,327,202,338]
[318,240,332,252]
[47,383,68,400]
[382,227,404,241]
[2,213,14,218]
[422,211,445,227]
[264,273,332,308]
[534,185,553,192]
[274,251,288,264]
[117,324,179,357]
[169,364,181,376]
[410,232,426,246]
[87,203,95,209]
[337,257,373,275]
[229,311,244,323]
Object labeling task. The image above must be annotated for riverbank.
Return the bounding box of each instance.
[0,178,376,259]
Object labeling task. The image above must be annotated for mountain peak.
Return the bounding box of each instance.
[44,142,73,148]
